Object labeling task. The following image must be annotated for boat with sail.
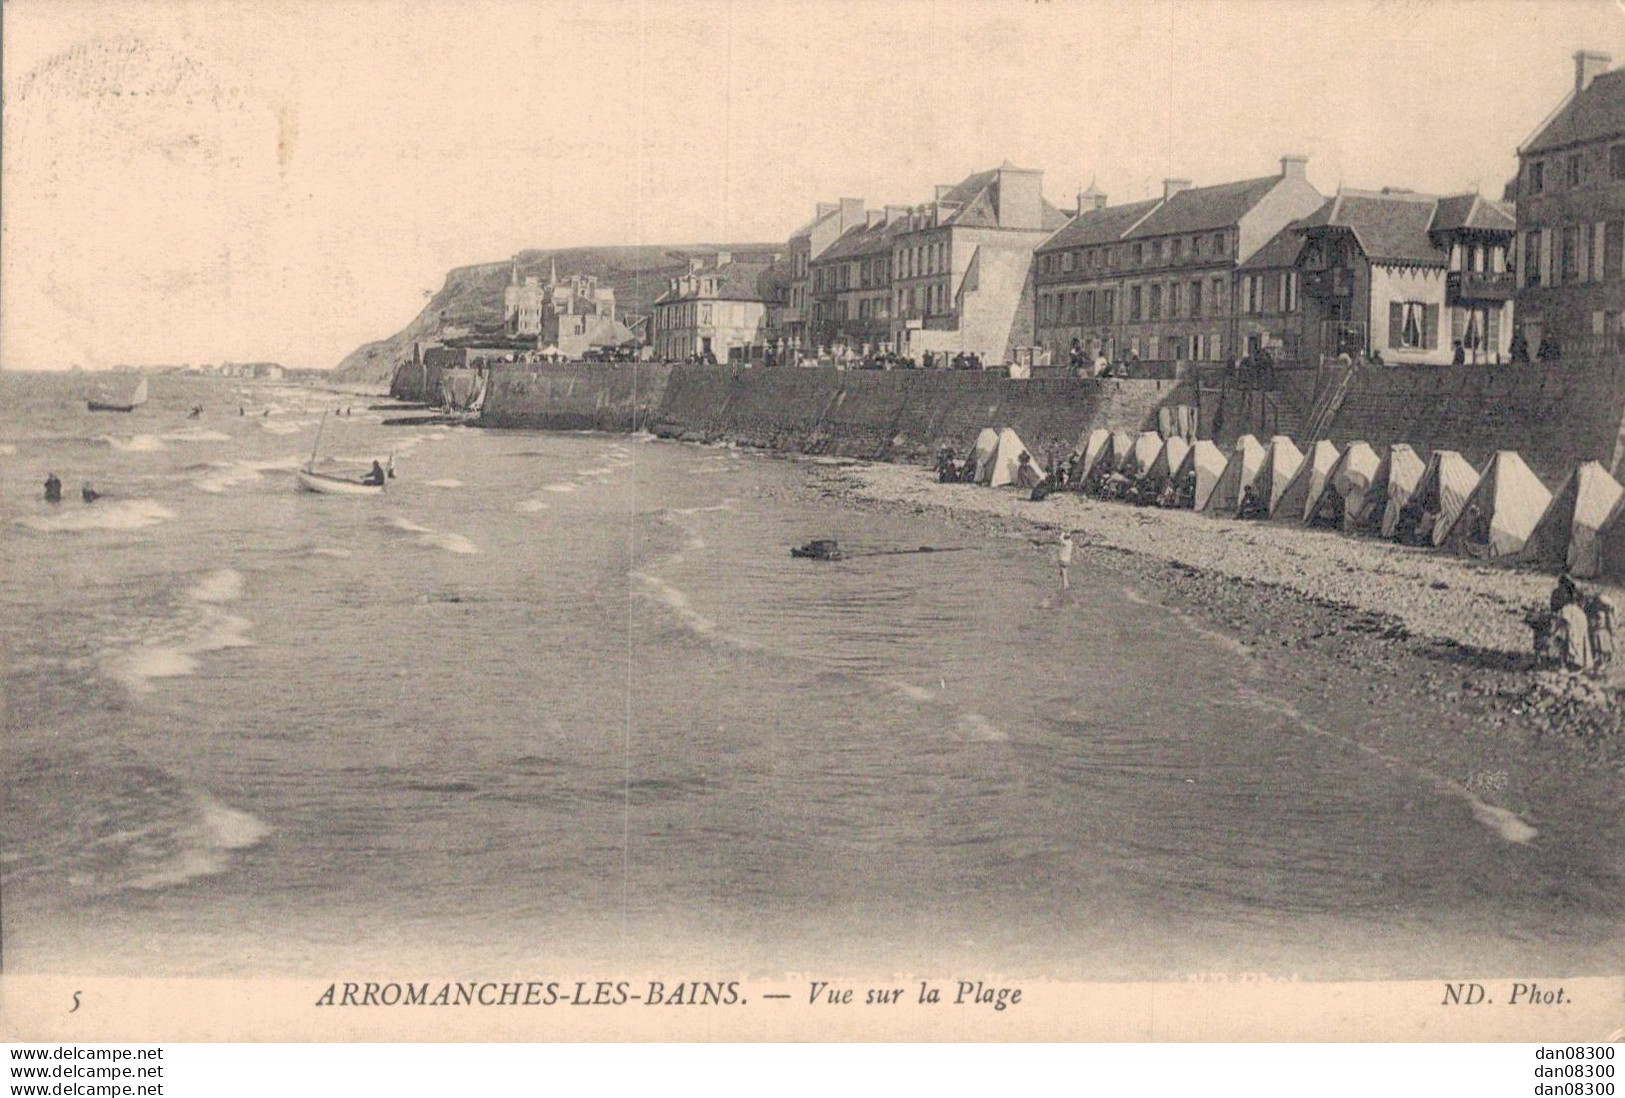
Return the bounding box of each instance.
[87,376,148,413]
[296,412,387,496]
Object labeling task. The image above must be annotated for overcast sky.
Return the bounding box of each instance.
[4,0,1623,370]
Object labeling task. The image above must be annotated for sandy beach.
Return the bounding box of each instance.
[822,459,1625,845]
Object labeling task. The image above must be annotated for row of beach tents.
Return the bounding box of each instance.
[959,424,1625,582]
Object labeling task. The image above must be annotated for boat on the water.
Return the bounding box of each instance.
[296,411,388,496]
[296,468,385,495]
[87,377,148,413]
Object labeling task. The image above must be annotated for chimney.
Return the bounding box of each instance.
[839,197,865,232]
[884,204,908,224]
[1163,178,1193,201]
[865,208,885,229]
[816,201,837,218]
[1575,50,1612,95]
[934,184,953,201]
[688,256,704,273]
[714,251,731,267]
[1280,154,1308,181]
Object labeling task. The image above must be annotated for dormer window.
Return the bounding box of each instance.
[1567,155,1582,188]
[1529,160,1545,195]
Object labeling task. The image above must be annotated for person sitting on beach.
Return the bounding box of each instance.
[1413,509,1438,545]
[1237,483,1266,520]
[43,472,62,503]
[361,460,386,487]
[81,482,101,503]
[1458,502,1493,558]
[1551,570,1580,614]
[188,405,203,419]
[1015,452,1044,491]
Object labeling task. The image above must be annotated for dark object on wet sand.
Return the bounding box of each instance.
[383,414,462,427]
[44,473,62,503]
[81,483,101,503]
[792,539,843,561]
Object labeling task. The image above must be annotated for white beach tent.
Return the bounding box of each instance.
[1273,439,1341,523]
[1202,434,1265,515]
[1176,439,1227,511]
[1125,431,1164,479]
[1071,428,1112,487]
[1143,436,1191,496]
[1515,461,1624,576]
[1307,441,1381,529]
[1438,450,1551,558]
[966,428,1000,483]
[983,427,1045,488]
[1393,449,1480,546]
[1594,495,1625,583]
[1253,435,1305,517]
[1102,430,1136,475]
[1375,444,1428,537]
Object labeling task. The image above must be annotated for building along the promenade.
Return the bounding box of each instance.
[650,252,787,363]
[785,199,867,358]
[1032,182,1161,366]
[1295,188,1516,366]
[887,163,1070,364]
[1032,156,1323,370]
[807,207,907,357]
[1514,50,1625,359]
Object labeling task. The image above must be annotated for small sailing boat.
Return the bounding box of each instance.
[87,376,148,413]
[296,412,386,496]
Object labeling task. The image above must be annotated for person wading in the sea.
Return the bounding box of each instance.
[1057,529,1074,593]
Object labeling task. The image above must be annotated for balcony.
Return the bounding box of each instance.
[1447,270,1515,304]
[1305,268,1352,298]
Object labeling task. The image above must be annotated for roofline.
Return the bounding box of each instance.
[1516,87,1576,158]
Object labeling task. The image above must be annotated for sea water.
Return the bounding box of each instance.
[1,372,1620,979]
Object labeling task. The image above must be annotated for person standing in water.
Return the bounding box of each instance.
[1057,529,1074,592]
[43,472,62,503]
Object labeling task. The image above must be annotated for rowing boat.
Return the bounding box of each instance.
[296,468,384,495]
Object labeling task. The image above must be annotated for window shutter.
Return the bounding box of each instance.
[1451,307,1465,342]
[1517,232,1526,288]
[1389,302,1403,349]
[1487,306,1501,350]
[1541,229,1554,286]
[1579,223,1592,282]
[1424,304,1439,349]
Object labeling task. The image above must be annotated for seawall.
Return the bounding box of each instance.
[646,366,1195,462]
[481,363,673,432]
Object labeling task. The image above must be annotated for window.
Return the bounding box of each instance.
[1567,155,1582,188]
[1529,160,1545,195]
[1190,280,1203,318]
[1612,145,1625,182]
[1063,251,1075,272]
[1192,236,1203,259]
[1210,277,1225,313]
[1388,301,1438,349]
[1170,282,1184,318]
[1280,271,1300,313]
[1134,243,1144,266]
[1148,284,1162,319]
[1130,285,1143,321]
[1525,231,1543,287]
[1607,222,1623,281]
[1562,226,1579,282]
[1241,274,1265,315]
[700,304,712,326]
[1102,289,1115,324]
[1211,232,1226,256]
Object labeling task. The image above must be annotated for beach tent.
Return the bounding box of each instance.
[1392,449,1479,546]
[1202,434,1265,515]
[1273,439,1341,523]
[1102,431,1135,474]
[1307,441,1381,529]
[1595,497,1625,582]
[1125,431,1163,479]
[1142,436,1190,496]
[1374,444,1428,537]
[1174,439,1227,511]
[983,427,1045,488]
[1070,428,1112,487]
[1438,451,1551,559]
[1252,435,1305,517]
[1515,462,1623,576]
[966,428,1000,482]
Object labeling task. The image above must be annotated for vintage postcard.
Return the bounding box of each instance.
[2,0,1622,1045]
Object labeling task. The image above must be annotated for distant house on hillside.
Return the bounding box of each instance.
[503,256,619,353]
[1514,50,1625,360]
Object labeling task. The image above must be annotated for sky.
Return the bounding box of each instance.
[3,0,1623,371]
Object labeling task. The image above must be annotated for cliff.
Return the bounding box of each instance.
[331,242,781,385]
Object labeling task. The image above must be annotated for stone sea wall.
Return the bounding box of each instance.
[481,363,674,432]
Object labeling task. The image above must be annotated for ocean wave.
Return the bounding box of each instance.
[188,568,244,604]
[0,443,17,455]
[260,420,305,435]
[384,516,479,555]
[311,546,353,558]
[160,428,232,443]
[110,609,255,695]
[17,499,175,533]
[515,499,550,512]
[426,478,464,488]
[102,434,166,452]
